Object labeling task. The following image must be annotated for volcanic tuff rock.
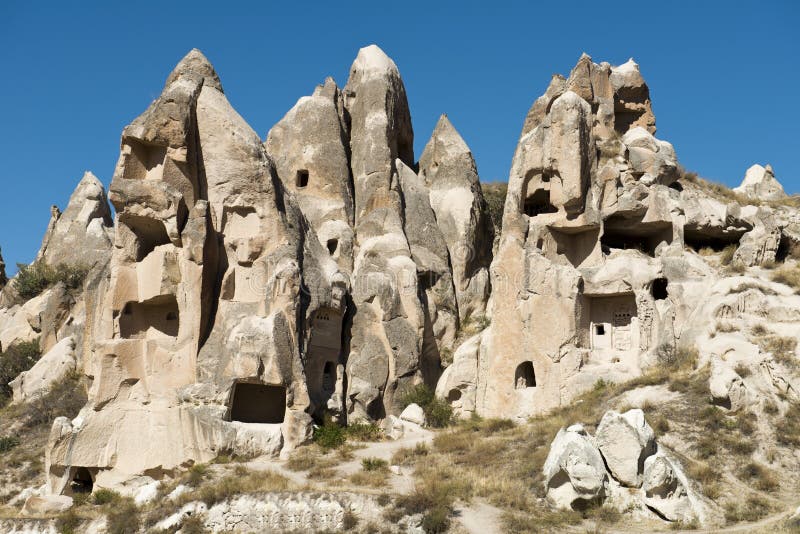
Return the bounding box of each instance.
[0,45,797,529]
[734,163,786,201]
[544,410,707,523]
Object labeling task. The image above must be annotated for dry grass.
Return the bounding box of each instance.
[771,264,800,292]
[197,467,289,506]
[347,457,390,487]
[285,443,353,472]
[391,442,429,466]
[759,335,798,368]
[739,462,779,492]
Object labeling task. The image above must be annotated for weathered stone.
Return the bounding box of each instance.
[36,172,113,269]
[399,403,426,426]
[734,164,786,201]
[419,115,493,322]
[595,409,656,487]
[10,336,76,403]
[543,424,607,510]
[643,452,704,523]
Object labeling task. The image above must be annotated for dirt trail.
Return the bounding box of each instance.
[245,425,433,494]
[453,500,504,534]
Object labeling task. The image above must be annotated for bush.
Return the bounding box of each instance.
[20,370,87,429]
[759,335,798,368]
[400,384,454,428]
[777,402,800,446]
[105,497,140,534]
[0,435,20,453]
[180,514,208,534]
[482,182,508,234]
[421,506,451,534]
[342,509,358,531]
[361,457,388,472]
[56,509,82,534]
[771,264,800,293]
[0,339,42,400]
[724,495,772,524]
[14,262,87,300]
[92,488,120,505]
[313,420,347,449]
[739,462,778,492]
[719,245,737,266]
[345,422,383,442]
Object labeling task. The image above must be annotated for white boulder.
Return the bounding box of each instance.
[595,409,656,487]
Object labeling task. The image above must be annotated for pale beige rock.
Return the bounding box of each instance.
[10,337,76,403]
[419,115,493,322]
[399,403,425,426]
[595,409,656,487]
[36,172,113,269]
[734,164,786,201]
[543,424,607,509]
[20,494,73,516]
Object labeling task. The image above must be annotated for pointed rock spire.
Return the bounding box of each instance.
[419,114,493,321]
[165,48,223,92]
[734,164,787,200]
[0,246,6,288]
[37,171,113,268]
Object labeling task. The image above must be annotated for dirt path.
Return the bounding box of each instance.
[453,500,504,534]
[244,424,434,494]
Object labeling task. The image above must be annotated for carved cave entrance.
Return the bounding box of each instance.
[70,467,93,495]
[122,215,171,262]
[119,294,179,339]
[306,308,343,415]
[229,382,287,424]
[522,170,558,217]
[683,226,745,253]
[515,361,536,389]
[587,294,638,351]
[601,218,672,257]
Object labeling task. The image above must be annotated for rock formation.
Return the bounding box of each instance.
[0,46,797,531]
[544,409,707,523]
[36,171,114,269]
[0,247,7,288]
[734,163,786,201]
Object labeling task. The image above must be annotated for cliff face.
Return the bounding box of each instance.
[0,47,797,507]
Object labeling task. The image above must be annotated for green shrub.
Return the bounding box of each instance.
[186,463,209,487]
[180,514,208,534]
[313,420,347,449]
[361,457,388,472]
[20,370,86,429]
[421,506,451,534]
[0,435,20,453]
[105,497,140,534]
[400,384,454,429]
[56,509,81,534]
[777,402,800,446]
[482,182,508,234]
[92,488,120,505]
[342,509,359,530]
[0,339,42,400]
[14,262,87,300]
[345,422,383,441]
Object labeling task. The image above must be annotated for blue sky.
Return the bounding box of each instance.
[1,1,798,273]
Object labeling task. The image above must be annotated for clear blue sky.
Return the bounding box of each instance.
[1,1,798,273]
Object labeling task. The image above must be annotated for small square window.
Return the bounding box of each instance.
[296,169,309,188]
[595,324,605,336]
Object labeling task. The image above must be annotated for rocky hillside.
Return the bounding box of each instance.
[1,46,799,533]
